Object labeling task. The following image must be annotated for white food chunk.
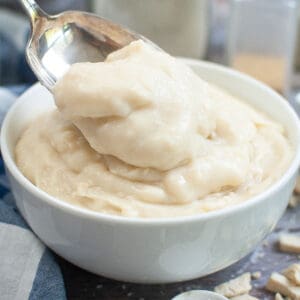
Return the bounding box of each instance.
[279,234,300,254]
[266,272,300,300]
[214,273,251,298]
[283,264,300,285]
[275,293,284,300]
[231,294,259,300]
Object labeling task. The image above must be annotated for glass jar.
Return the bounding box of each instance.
[227,0,298,95]
[92,0,210,59]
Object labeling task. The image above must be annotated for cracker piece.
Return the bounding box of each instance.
[283,264,300,285]
[231,294,259,300]
[266,272,300,300]
[214,273,251,298]
[279,234,300,254]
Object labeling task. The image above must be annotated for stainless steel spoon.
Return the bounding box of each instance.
[19,0,157,91]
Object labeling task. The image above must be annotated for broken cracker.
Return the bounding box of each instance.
[214,273,251,298]
[275,293,284,300]
[283,264,300,285]
[266,272,300,300]
[275,293,291,300]
[279,234,300,254]
[231,294,258,300]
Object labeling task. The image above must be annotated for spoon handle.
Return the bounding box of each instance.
[19,0,48,25]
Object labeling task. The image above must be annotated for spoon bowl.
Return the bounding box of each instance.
[20,0,158,90]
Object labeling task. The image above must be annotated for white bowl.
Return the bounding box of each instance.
[1,60,300,284]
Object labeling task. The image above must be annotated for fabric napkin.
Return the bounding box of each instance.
[0,87,66,300]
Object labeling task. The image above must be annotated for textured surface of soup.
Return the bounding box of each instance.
[15,41,293,218]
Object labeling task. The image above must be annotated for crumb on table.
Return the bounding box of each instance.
[230,294,259,300]
[278,234,300,254]
[214,273,252,298]
[283,264,300,286]
[251,272,261,280]
[266,272,300,300]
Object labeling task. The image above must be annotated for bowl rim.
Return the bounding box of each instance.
[2,59,300,226]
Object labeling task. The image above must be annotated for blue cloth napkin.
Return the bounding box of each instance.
[0,87,66,300]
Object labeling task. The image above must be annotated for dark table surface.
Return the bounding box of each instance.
[57,200,300,300]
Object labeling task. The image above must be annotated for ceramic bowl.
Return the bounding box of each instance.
[2,60,300,283]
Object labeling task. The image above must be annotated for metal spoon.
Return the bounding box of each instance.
[172,290,229,300]
[19,0,158,91]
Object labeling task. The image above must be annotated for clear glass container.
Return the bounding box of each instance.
[227,0,298,95]
[92,0,210,59]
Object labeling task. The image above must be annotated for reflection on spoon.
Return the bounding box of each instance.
[19,0,160,91]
